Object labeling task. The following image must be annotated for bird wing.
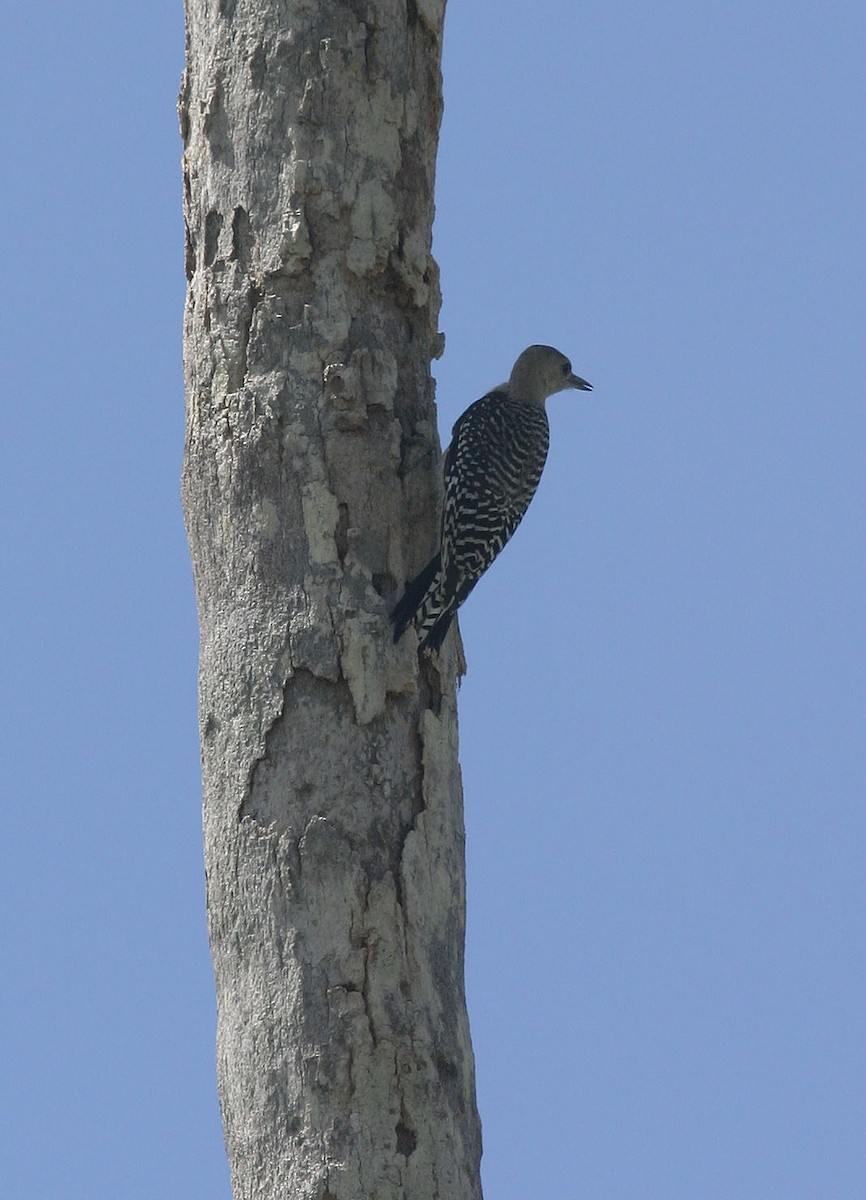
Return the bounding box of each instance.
[441,392,549,606]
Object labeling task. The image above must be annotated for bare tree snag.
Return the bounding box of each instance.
[179,1,482,1197]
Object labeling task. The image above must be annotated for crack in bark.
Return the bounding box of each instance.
[238,282,261,393]
[204,209,223,268]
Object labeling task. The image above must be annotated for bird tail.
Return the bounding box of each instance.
[391,553,451,648]
[417,609,454,653]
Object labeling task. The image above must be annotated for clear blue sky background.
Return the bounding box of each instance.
[2,3,864,1197]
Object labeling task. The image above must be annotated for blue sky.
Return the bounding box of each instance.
[2,3,865,1197]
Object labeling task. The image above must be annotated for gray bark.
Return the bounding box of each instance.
[179,1,482,1197]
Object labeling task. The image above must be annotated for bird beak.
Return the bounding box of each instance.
[568,372,593,391]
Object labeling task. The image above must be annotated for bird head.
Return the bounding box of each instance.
[509,344,593,405]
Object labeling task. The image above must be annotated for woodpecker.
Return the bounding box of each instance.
[391,344,592,652]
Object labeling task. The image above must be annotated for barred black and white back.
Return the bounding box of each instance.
[391,345,592,652]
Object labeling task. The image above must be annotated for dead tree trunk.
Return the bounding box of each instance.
[179,1,482,1197]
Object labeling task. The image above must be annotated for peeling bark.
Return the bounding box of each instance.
[180,1,482,1197]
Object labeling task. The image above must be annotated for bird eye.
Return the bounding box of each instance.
[562,360,571,375]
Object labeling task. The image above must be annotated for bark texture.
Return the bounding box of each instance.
[180,1,482,1197]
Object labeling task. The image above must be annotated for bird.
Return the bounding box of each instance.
[391,344,592,652]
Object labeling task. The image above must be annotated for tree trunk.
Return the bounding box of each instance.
[179,1,482,1197]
